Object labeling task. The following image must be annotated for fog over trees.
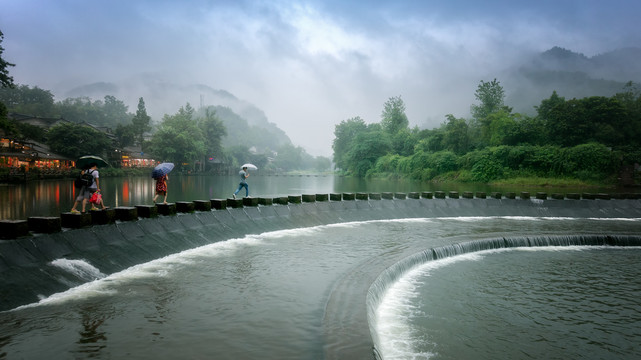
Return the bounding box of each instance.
[333,79,641,184]
[1,31,640,181]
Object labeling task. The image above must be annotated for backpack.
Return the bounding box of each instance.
[74,170,94,188]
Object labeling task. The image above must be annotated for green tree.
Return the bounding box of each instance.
[0,29,15,136]
[486,110,518,146]
[535,90,565,123]
[148,103,205,170]
[115,123,136,148]
[273,143,304,172]
[415,128,445,153]
[131,97,151,146]
[0,85,56,116]
[332,116,367,170]
[390,128,416,156]
[313,156,331,172]
[546,96,626,147]
[199,107,227,162]
[0,101,15,136]
[470,79,512,146]
[14,121,46,143]
[102,95,130,126]
[471,79,510,120]
[57,97,107,125]
[442,114,470,154]
[561,143,618,179]
[46,122,114,160]
[613,82,641,147]
[57,95,131,128]
[0,30,14,88]
[381,96,409,135]
[344,129,391,177]
[511,114,547,145]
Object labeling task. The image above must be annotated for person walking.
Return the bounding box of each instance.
[232,166,249,198]
[70,163,104,213]
[153,173,169,204]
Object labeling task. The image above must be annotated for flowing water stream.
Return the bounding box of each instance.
[1,213,640,359]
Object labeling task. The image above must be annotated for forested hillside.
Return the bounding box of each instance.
[334,80,641,185]
[0,85,329,172]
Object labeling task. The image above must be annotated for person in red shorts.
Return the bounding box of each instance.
[153,173,168,204]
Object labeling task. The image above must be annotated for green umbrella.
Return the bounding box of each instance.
[76,155,109,169]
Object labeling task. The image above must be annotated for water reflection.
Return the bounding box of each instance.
[74,306,108,357]
[0,174,630,220]
[0,334,11,358]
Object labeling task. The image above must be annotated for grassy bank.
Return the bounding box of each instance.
[488,176,615,189]
[368,169,618,189]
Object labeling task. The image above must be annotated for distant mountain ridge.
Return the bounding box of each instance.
[534,46,641,81]
[503,46,641,115]
[63,46,641,139]
[65,78,292,152]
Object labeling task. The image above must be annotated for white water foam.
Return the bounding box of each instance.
[17,224,363,310]
[16,235,266,310]
[49,258,106,281]
[375,252,485,359]
[19,217,641,311]
[375,245,641,359]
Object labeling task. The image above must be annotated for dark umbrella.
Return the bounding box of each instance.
[76,155,109,169]
[152,162,174,179]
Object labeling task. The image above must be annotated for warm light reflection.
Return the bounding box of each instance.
[122,181,129,204]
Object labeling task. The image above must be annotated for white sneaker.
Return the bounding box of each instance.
[232,194,236,199]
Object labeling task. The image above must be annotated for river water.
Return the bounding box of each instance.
[376,245,641,359]
[1,175,640,359]
[1,215,640,359]
[0,174,625,220]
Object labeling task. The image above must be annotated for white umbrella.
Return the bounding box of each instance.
[241,163,258,170]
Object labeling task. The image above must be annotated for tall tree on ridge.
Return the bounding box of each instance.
[381,96,409,135]
[0,29,16,136]
[0,30,14,88]
[131,97,151,147]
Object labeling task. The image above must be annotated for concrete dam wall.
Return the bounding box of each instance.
[2,192,641,311]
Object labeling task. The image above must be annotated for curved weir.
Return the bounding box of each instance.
[364,234,641,359]
[1,195,641,359]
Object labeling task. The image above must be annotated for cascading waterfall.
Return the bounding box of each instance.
[366,234,641,359]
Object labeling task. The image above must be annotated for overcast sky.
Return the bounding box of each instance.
[2,0,640,156]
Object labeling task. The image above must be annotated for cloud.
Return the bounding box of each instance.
[1,0,640,156]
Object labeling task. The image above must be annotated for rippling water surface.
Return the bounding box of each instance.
[377,246,641,359]
[1,216,640,359]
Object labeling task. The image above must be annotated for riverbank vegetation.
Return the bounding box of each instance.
[0,84,333,174]
[332,80,641,187]
[0,29,331,175]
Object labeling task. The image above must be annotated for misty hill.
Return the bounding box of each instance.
[63,45,641,140]
[201,105,291,152]
[502,46,641,115]
[65,79,292,152]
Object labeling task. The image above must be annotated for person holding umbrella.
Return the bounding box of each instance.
[153,173,169,204]
[70,162,107,213]
[152,162,174,204]
[232,164,254,198]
